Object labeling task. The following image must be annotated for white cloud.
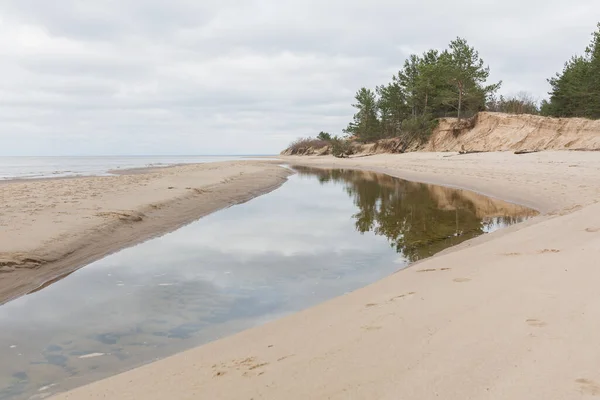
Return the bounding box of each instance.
[0,0,599,155]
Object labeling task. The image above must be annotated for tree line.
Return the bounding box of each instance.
[541,23,600,118]
[344,37,501,144]
[286,23,600,154]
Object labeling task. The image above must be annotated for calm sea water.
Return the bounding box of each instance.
[0,168,536,399]
[0,156,275,180]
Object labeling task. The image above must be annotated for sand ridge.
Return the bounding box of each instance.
[51,151,600,400]
[0,161,291,305]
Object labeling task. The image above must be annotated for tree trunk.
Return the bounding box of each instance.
[457,81,463,121]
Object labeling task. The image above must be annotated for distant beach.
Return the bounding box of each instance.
[0,156,277,181]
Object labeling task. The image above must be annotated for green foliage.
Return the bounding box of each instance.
[400,114,439,141]
[543,23,600,119]
[340,37,498,145]
[442,38,501,120]
[313,37,499,149]
[540,99,553,116]
[330,136,354,158]
[376,80,409,138]
[317,131,332,141]
[344,88,381,142]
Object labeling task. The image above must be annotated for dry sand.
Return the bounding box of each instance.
[0,161,291,305]
[50,151,600,400]
[427,112,600,152]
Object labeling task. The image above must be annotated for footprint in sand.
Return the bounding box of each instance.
[213,357,270,378]
[362,325,382,331]
[277,355,294,362]
[502,252,522,256]
[389,292,417,302]
[248,362,269,370]
[576,378,600,396]
[526,319,547,327]
[538,249,561,254]
[418,268,451,273]
[453,278,472,283]
[586,227,600,233]
[365,303,378,308]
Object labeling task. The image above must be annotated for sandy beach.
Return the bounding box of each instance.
[0,161,291,305]
[44,151,600,400]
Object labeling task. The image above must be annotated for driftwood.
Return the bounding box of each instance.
[514,150,540,155]
[569,148,600,152]
[444,150,485,158]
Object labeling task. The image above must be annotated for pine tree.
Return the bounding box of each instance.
[444,37,500,120]
[544,23,600,119]
[344,88,381,142]
[376,79,409,138]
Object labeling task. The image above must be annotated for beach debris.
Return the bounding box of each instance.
[514,149,540,155]
[453,278,472,283]
[78,353,105,359]
[526,319,547,328]
[538,249,560,254]
[38,383,57,392]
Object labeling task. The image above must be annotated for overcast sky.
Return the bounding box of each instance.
[1,1,599,156]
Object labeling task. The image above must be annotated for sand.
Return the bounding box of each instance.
[281,112,600,156]
[43,151,600,399]
[0,161,291,305]
[427,112,600,152]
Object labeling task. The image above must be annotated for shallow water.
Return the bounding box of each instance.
[0,155,275,180]
[0,167,536,399]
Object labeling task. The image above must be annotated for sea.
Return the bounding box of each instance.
[0,156,276,181]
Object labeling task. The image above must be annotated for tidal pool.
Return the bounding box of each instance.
[0,167,536,399]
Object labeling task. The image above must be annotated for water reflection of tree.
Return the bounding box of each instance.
[294,167,532,262]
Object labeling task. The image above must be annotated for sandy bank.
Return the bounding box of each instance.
[0,161,291,305]
[282,112,600,156]
[427,112,600,152]
[51,151,600,400]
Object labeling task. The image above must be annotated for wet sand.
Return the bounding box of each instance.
[0,161,291,305]
[51,151,600,400]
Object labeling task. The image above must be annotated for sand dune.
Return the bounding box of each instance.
[427,112,600,152]
[52,151,600,400]
[0,161,291,305]
[282,112,600,156]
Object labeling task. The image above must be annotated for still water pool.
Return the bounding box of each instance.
[0,167,536,399]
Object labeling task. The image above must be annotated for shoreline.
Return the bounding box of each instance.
[51,151,600,400]
[293,161,546,214]
[0,155,281,183]
[0,161,291,305]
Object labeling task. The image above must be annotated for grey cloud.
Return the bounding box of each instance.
[1,0,599,155]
